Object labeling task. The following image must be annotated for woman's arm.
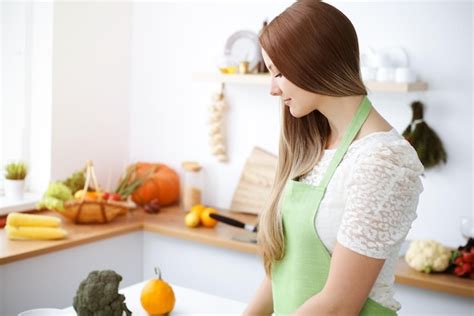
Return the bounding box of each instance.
[293,242,385,316]
[243,275,274,316]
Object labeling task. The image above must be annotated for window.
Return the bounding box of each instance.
[0,1,33,195]
[0,1,53,214]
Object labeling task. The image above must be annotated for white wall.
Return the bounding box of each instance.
[29,2,53,194]
[51,2,132,191]
[130,1,473,248]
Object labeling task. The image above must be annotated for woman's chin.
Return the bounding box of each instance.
[288,106,308,118]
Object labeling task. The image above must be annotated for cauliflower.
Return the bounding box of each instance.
[73,270,132,316]
[405,240,452,273]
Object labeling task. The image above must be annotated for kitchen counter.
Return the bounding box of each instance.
[1,206,472,298]
[61,280,246,315]
[0,206,257,265]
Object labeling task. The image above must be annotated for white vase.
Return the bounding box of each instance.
[5,179,25,200]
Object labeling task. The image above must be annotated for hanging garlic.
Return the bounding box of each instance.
[208,83,229,162]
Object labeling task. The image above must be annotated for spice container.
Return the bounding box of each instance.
[181,161,203,212]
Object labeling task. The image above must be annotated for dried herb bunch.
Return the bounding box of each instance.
[402,101,447,169]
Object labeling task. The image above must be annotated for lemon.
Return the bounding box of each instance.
[74,189,85,200]
[190,204,206,216]
[185,211,200,228]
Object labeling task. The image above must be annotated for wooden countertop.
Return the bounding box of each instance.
[1,206,472,298]
[0,206,258,265]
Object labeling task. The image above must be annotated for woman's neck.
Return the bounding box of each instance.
[317,95,392,149]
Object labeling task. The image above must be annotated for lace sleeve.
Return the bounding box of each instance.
[337,140,424,259]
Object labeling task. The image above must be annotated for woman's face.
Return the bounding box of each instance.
[261,49,320,118]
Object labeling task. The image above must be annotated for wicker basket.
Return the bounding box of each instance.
[60,199,133,224]
[57,160,135,224]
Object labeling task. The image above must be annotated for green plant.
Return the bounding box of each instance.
[62,168,86,194]
[4,161,28,180]
[114,165,150,200]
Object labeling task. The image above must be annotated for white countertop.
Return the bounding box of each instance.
[60,281,247,315]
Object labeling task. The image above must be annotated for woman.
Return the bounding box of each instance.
[243,1,424,316]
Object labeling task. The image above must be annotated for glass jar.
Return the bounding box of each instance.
[181,161,203,212]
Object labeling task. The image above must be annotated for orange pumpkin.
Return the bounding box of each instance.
[130,163,180,206]
[140,267,175,315]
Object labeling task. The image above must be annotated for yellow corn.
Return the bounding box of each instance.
[6,225,67,240]
[6,212,61,228]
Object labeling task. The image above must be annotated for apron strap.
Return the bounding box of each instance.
[319,96,372,188]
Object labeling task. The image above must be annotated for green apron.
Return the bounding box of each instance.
[272,96,397,316]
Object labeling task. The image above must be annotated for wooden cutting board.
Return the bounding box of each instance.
[230,147,277,215]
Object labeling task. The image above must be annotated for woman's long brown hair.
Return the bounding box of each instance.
[257,0,367,276]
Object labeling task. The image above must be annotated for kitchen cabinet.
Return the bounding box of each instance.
[0,232,143,316]
[142,232,474,315]
[1,208,472,316]
[142,232,264,303]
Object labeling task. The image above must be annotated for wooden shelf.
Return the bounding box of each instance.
[193,72,271,85]
[395,259,474,298]
[365,80,428,92]
[192,72,428,92]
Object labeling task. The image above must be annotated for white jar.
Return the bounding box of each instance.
[376,67,395,82]
[395,67,416,83]
[361,66,377,82]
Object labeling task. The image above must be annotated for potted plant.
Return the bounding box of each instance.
[4,161,28,200]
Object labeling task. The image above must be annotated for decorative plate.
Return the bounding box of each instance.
[224,30,260,71]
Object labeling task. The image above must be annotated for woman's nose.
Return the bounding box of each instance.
[270,80,282,96]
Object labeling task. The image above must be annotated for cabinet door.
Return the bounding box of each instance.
[1,232,143,316]
[143,232,264,303]
[394,284,474,316]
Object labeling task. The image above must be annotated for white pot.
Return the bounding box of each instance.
[5,179,25,200]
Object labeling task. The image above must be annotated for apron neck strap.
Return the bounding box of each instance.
[319,96,372,188]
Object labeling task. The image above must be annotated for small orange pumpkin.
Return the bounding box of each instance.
[131,163,180,206]
[140,266,175,315]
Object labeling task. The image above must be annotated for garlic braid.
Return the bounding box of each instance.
[208,87,228,162]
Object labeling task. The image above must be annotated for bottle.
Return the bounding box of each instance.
[181,161,203,212]
[257,20,269,73]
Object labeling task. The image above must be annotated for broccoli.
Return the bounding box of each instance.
[73,270,132,316]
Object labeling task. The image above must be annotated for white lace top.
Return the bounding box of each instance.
[299,128,424,311]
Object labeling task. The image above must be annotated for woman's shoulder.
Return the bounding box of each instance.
[348,128,424,174]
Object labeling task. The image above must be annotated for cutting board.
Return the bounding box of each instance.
[230,147,277,215]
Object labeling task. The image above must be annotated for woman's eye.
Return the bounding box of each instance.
[274,73,282,78]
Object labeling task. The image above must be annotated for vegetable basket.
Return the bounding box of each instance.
[61,199,132,224]
[59,161,135,224]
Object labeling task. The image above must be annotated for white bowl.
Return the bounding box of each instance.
[18,308,70,316]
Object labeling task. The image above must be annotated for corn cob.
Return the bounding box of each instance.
[6,212,61,228]
[6,225,67,240]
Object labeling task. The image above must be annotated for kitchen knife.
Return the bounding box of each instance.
[209,213,258,233]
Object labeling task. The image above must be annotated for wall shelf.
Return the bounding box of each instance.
[193,72,271,85]
[192,72,428,92]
